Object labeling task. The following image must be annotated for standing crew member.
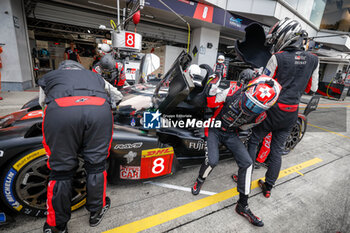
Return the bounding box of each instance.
[191,73,281,227]
[213,55,227,79]
[38,60,123,233]
[64,41,81,63]
[247,18,319,198]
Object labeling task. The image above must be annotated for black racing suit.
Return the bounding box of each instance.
[38,63,113,229]
[92,53,126,89]
[213,63,227,79]
[248,47,319,187]
[197,78,267,195]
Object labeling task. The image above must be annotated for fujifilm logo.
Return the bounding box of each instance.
[188,140,205,151]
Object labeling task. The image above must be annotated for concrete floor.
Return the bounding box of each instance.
[1,91,349,233]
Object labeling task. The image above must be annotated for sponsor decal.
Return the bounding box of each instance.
[124,151,137,164]
[13,148,46,171]
[130,118,136,127]
[3,168,22,210]
[264,69,271,76]
[188,140,205,151]
[140,147,174,179]
[75,98,89,103]
[114,142,143,150]
[120,165,140,179]
[142,147,174,158]
[142,111,221,129]
[229,17,242,27]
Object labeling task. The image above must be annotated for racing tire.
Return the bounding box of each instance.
[0,147,86,217]
[283,120,302,155]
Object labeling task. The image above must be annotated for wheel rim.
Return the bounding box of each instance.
[284,123,301,152]
[15,156,86,210]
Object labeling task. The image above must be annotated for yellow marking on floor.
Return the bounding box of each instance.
[103,158,322,233]
[295,171,304,176]
[307,123,350,139]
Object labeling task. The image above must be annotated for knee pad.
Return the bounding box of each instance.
[84,161,106,174]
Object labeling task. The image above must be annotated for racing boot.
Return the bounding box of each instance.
[43,222,68,233]
[258,180,271,198]
[235,203,264,227]
[191,177,205,195]
[89,196,111,227]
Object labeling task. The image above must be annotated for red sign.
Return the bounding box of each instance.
[120,165,140,179]
[193,3,214,23]
[140,147,174,179]
[125,32,135,48]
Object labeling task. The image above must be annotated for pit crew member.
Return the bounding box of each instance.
[213,55,227,79]
[92,46,126,89]
[247,18,319,198]
[38,60,123,232]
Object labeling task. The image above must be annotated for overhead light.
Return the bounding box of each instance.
[145,14,155,19]
[88,1,117,10]
[87,30,91,33]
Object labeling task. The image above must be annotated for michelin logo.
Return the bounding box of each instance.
[3,168,21,208]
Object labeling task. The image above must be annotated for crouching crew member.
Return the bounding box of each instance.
[191,73,281,227]
[38,60,123,233]
[92,52,126,90]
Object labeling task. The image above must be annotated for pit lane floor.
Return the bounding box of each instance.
[1,92,350,233]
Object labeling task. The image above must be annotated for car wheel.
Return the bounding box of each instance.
[0,148,86,217]
[283,120,302,155]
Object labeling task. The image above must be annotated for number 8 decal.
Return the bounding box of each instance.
[125,32,135,47]
[152,158,165,174]
[202,7,208,19]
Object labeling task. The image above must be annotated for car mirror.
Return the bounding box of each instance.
[136,54,160,83]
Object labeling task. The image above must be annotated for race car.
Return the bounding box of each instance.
[0,52,319,220]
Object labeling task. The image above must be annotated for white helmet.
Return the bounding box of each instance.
[100,43,112,53]
[266,18,304,53]
[217,55,225,63]
[188,64,201,78]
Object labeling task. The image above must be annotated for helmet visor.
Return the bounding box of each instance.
[243,94,266,114]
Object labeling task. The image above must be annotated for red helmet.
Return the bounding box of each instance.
[241,75,282,114]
